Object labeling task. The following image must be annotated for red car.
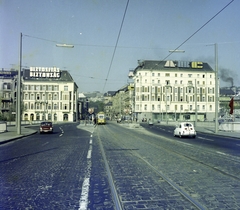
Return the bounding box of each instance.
[39,121,53,134]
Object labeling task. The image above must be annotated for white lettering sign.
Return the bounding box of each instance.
[29,67,60,78]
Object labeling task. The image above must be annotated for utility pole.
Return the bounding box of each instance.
[214,43,219,133]
[17,33,22,135]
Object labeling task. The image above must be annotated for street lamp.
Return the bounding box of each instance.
[17,33,74,134]
[214,43,219,133]
[169,50,185,53]
[17,33,22,134]
[56,44,74,48]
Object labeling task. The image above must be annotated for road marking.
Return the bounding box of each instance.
[79,136,92,210]
[216,151,227,156]
[42,142,49,146]
[178,142,192,146]
[198,136,214,141]
[237,144,240,147]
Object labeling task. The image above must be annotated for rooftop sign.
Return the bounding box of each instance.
[29,67,60,78]
[164,61,203,69]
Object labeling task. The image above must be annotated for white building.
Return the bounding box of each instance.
[22,67,78,122]
[131,60,217,122]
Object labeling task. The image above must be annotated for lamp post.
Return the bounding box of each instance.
[17,33,22,134]
[17,34,75,134]
[214,43,219,133]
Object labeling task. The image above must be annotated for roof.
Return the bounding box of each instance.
[134,60,214,73]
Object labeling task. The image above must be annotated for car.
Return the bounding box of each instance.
[117,118,121,123]
[173,122,196,138]
[39,121,53,134]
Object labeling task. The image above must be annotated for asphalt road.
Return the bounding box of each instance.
[0,122,240,209]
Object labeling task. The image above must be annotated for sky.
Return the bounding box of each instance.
[1,0,239,93]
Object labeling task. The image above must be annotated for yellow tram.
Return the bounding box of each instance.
[97,112,106,125]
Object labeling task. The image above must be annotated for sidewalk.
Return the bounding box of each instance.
[0,126,38,145]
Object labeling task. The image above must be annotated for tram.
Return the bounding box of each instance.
[97,112,106,125]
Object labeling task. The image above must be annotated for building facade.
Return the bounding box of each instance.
[0,69,17,120]
[22,67,78,122]
[131,60,217,122]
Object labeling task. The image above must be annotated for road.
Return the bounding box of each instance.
[0,122,240,209]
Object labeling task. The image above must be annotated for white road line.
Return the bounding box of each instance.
[236,144,240,147]
[41,142,49,146]
[178,142,192,146]
[79,137,92,210]
[198,136,214,141]
[216,151,227,156]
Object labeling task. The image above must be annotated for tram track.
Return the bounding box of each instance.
[93,122,240,209]
[96,124,207,209]
[122,124,240,181]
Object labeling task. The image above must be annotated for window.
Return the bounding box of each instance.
[144,104,147,110]
[166,80,170,85]
[152,105,154,110]
[152,72,155,76]
[48,85,52,91]
[165,73,170,77]
[63,104,68,110]
[202,105,205,110]
[175,80,177,84]
[181,105,183,110]
[158,80,160,84]
[188,74,192,77]
[190,105,192,111]
[203,75,205,78]
[53,94,58,100]
[64,86,68,91]
[175,73,177,77]
[158,73,160,76]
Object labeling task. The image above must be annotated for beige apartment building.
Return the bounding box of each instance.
[22,67,78,122]
[130,60,217,122]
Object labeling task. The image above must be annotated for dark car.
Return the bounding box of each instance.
[39,121,53,134]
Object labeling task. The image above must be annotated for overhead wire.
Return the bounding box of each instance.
[159,0,235,65]
[102,0,130,92]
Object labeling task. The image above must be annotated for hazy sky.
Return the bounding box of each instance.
[1,0,239,93]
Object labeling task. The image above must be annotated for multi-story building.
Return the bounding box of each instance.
[22,67,78,122]
[130,60,217,122]
[0,69,17,120]
[111,84,134,120]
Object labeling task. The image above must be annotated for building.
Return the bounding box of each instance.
[78,92,88,120]
[130,60,217,122]
[0,69,17,120]
[111,84,134,120]
[22,67,78,122]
